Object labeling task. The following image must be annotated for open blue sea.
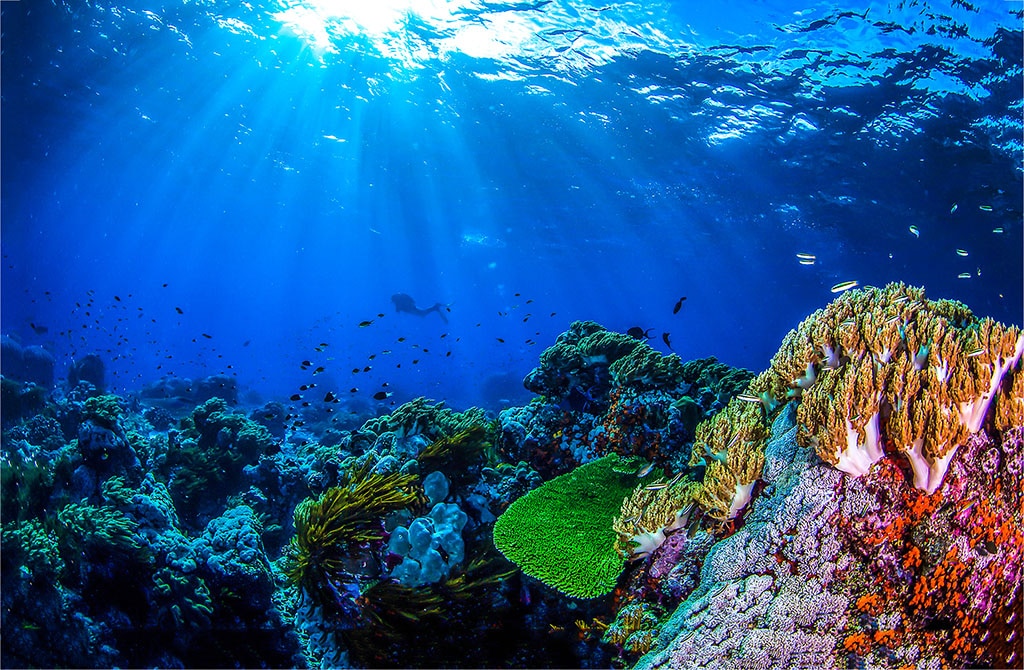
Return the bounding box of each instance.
[1,1,1022,668]
[4,0,1021,409]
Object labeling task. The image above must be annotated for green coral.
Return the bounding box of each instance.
[577,330,643,365]
[152,566,214,628]
[55,502,141,563]
[492,454,639,599]
[609,343,684,390]
[83,394,122,429]
[361,397,487,440]
[1,518,64,577]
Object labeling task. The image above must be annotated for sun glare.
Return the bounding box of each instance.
[272,0,522,63]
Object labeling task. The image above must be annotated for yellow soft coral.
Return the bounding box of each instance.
[692,433,765,521]
[772,283,1022,493]
[613,477,698,559]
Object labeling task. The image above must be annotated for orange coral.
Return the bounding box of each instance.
[842,632,872,655]
[855,593,884,616]
[873,629,899,647]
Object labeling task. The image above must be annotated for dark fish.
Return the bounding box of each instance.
[373,391,392,400]
[412,359,420,364]
[391,293,448,323]
[175,307,184,314]
[114,295,121,302]
[162,283,168,287]
[359,320,374,327]
[243,340,251,347]
[397,337,406,342]
[30,323,48,335]
[299,384,311,391]
[363,366,371,372]
[324,391,337,403]
[313,366,325,375]
[496,338,505,343]
[446,351,451,357]
[350,387,359,393]
[672,296,687,314]
[352,367,360,374]
[662,332,674,350]
[627,326,653,340]
[301,360,312,369]
[289,394,301,401]
[202,333,213,339]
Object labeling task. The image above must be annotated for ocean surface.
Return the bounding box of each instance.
[3,0,1021,410]
[1,1,1023,669]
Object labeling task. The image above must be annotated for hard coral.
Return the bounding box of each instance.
[492,454,638,598]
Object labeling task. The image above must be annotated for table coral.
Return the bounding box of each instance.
[492,454,640,598]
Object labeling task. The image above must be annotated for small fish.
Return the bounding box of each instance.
[992,227,1004,234]
[955,249,968,257]
[978,204,993,212]
[373,391,392,401]
[362,366,371,372]
[358,320,373,327]
[662,332,673,350]
[796,252,816,260]
[352,367,360,374]
[737,393,761,403]
[908,225,920,237]
[30,323,48,335]
[966,347,985,357]
[289,394,301,401]
[496,338,505,343]
[324,391,337,402]
[830,280,858,293]
[175,307,184,314]
[672,296,687,314]
[636,462,656,478]
[958,272,971,279]
[645,481,668,491]
[397,337,406,342]
[349,387,359,393]
[627,326,653,340]
[798,258,815,266]
[313,366,326,375]
[668,472,685,487]
[299,384,312,391]
[202,333,213,339]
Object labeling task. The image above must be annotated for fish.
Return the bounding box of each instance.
[993,227,1004,234]
[908,225,920,237]
[358,320,374,327]
[672,296,687,314]
[798,258,815,266]
[958,272,971,279]
[627,326,653,340]
[830,280,858,293]
[645,481,668,491]
[362,366,371,372]
[324,391,337,402]
[978,204,993,211]
[391,293,449,323]
[30,323,48,335]
[955,249,968,257]
[737,393,761,403]
[289,394,301,401]
[350,387,359,393]
[352,367,360,374]
[636,462,656,478]
[313,366,326,375]
[796,252,816,260]
[373,391,392,401]
[175,307,184,314]
[966,347,985,357]
[497,338,505,343]
[662,332,673,350]
[202,333,213,339]
[950,203,958,213]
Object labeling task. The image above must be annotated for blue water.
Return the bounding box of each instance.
[3,0,1021,411]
